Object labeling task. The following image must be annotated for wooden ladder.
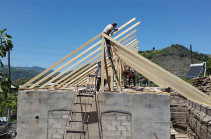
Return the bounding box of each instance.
[63,88,95,139]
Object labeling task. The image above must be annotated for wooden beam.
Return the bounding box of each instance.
[21,33,101,89]
[122,35,136,45]
[104,51,111,91]
[100,36,105,92]
[67,66,96,87]
[112,17,136,36]
[102,33,211,106]
[110,65,114,91]
[24,18,137,89]
[52,54,100,88]
[118,29,137,42]
[59,57,99,88]
[126,40,139,48]
[30,41,102,88]
[114,22,140,40]
[41,47,101,88]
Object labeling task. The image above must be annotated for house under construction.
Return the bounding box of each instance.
[16,18,211,139]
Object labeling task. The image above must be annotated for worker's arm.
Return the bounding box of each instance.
[106,29,112,35]
[111,28,118,36]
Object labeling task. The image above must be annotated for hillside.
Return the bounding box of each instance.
[139,44,210,77]
[0,66,47,81]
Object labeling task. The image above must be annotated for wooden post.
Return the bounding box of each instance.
[101,35,105,92]
[104,51,111,91]
[110,66,114,91]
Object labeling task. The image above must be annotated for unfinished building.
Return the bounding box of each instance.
[17,18,211,139]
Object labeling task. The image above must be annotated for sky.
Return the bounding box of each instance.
[1,0,211,68]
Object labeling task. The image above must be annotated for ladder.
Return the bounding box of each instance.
[105,40,122,92]
[63,76,96,139]
[86,75,96,92]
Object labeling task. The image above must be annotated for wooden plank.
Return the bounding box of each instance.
[25,18,137,89]
[114,22,140,40]
[66,22,141,88]
[104,51,111,91]
[106,35,205,101]
[118,29,137,42]
[102,33,211,106]
[72,71,95,87]
[112,17,136,36]
[20,33,101,89]
[110,65,114,91]
[29,40,102,88]
[122,35,136,45]
[58,57,100,88]
[41,47,101,88]
[65,63,98,87]
[117,50,208,103]
[100,36,105,92]
[67,66,96,87]
[127,40,139,48]
[67,50,115,88]
[52,54,100,88]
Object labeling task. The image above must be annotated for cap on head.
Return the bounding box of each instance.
[112,22,117,27]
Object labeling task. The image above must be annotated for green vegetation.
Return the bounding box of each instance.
[138,49,163,60]
[206,58,211,75]
[0,28,17,117]
[139,44,211,76]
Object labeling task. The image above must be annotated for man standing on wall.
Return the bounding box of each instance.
[129,68,136,87]
[103,22,118,57]
[95,61,101,91]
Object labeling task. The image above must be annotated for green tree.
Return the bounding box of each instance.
[0,28,14,116]
[206,58,211,75]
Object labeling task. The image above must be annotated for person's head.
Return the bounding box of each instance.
[98,61,101,66]
[112,22,117,28]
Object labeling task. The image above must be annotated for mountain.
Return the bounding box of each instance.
[139,44,210,77]
[16,66,46,73]
[0,66,48,81]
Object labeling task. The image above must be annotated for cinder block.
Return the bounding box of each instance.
[111,120,121,126]
[49,119,57,124]
[56,128,64,134]
[53,113,63,119]
[196,103,201,111]
[201,104,208,114]
[48,133,53,139]
[53,133,62,138]
[102,120,111,127]
[122,121,131,126]
[102,115,116,120]
[207,107,211,116]
[196,120,201,137]
[200,124,207,139]
[116,115,127,121]
[57,119,67,124]
[104,124,117,131]
[53,123,62,129]
[121,131,132,137]
[117,125,127,131]
[62,114,69,119]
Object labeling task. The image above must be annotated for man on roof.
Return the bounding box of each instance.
[102,22,118,57]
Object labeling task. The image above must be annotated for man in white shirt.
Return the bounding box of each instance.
[95,61,101,91]
[103,23,118,57]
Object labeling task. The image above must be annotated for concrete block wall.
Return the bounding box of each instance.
[48,111,75,139]
[17,90,171,139]
[170,93,187,130]
[187,100,211,139]
[101,112,132,138]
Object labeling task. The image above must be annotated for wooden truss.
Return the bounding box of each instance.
[20,18,211,106]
